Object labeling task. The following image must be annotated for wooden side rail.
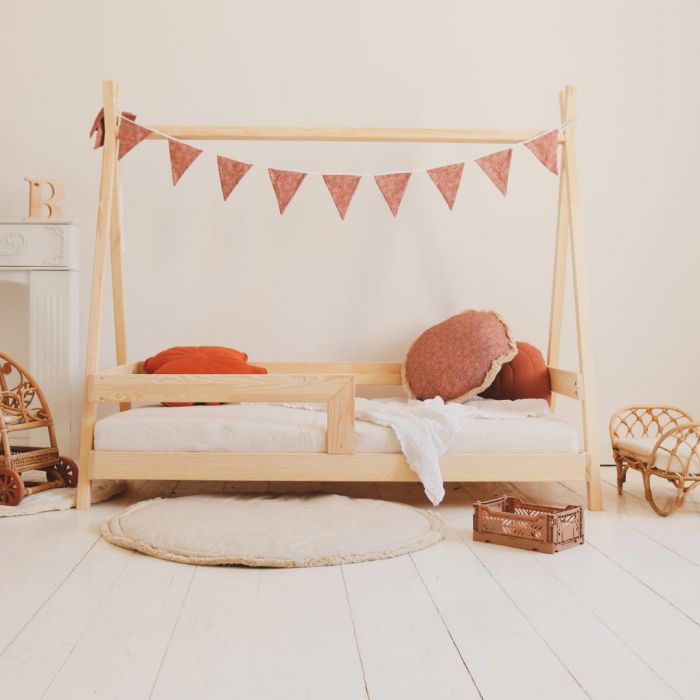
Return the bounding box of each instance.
[89,372,356,454]
[100,362,583,398]
[548,367,583,400]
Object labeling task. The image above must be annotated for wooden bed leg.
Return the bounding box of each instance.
[76,402,96,510]
[586,453,603,511]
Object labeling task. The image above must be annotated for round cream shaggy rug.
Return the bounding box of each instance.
[102,493,446,567]
[0,471,126,518]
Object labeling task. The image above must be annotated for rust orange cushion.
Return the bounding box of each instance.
[480,341,551,403]
[154,357,267,376]
[144,346,266,407]
[402,310,517,402]
[144,346,249,374]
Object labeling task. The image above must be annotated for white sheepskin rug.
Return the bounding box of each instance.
[102,493,445,568]
[0,470,126,518]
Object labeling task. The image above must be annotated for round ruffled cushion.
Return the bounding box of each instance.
[402,310,517,402]
[144,346,249,374]
[480,341,551,404]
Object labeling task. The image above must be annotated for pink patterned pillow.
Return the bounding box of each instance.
[402,310,517,402]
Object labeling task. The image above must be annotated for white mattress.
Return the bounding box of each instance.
[94,402,581,454]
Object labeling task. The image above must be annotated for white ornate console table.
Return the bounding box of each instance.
[0,220,80,457]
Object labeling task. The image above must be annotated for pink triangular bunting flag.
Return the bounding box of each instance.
[374,173,411,216]
[525,129,559,174]
[476,149,513,196]
[268,169,307,214]
[169,140,202,185]
[426,163,464,209]
[217,156,252,201]
[322,175,361,220]
[118,119,152,160]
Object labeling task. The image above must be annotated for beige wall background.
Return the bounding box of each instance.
[2,0,699,459]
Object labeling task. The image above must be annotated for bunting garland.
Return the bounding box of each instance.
[375,173,411,216]
[101,112,564,219]
[169,140,202,185]
[427,163,464,209]
[269,169,307,214]
[323,175,361,219]
[117,119,152,160]
[475,149,513,196]
[217,156,252,200]
[525,129,559,174]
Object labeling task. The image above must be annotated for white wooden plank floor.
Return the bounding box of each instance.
[2,470,699,700]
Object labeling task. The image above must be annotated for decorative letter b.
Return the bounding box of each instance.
[25,178,64,220]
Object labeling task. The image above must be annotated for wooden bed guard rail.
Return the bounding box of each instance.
[89,363,583,456]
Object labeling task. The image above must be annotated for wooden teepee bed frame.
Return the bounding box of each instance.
[76,81,602,510]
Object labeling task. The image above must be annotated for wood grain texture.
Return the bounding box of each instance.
[327,378,356,454]
[562,86,602,510]
[76,80,118,510]
[548,367,583,400]
[546,89,572,412]
[89,451,586,482]
[144,125,566,144]
[89,372,354,403]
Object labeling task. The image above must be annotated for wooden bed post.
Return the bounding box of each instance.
[76,80,119,509]
[546,90,571,400]
[559,85,603,511]
[109,84,130,413]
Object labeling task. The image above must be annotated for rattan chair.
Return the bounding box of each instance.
[610,406,700,516]
[0,352,77,506]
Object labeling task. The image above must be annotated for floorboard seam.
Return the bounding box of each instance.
[530,552,684,699]
[585,540,700,628]
[340,564,371,700]
[148,564,198,700]
[38,547,136,699]
[408,553,484,699]
[0,534,102,659]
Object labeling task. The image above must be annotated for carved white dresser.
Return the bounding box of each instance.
[0,220,80,457]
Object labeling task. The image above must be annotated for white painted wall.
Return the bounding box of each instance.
[2,0,699,459]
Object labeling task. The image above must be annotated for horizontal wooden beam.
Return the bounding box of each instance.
[90,451,586,482]
[548,366,583,400]
[100,361,402,385]
[261,362,402,385]
[89,372,354,404]
[143,126,564,145]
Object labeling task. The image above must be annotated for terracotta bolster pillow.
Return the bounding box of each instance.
[480,341,552,404]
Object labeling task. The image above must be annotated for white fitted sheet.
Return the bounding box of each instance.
[94,402,581,454]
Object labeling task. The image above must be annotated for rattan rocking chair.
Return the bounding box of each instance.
[0,352,78,506]
[610,406,700,516]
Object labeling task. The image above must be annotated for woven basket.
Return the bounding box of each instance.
[473,496,584,553]
[0,446,60,471]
